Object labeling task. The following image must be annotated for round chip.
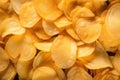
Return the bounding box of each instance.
[75,18,101,43]
[20,1,40,28]
[34,0,62,21]
[0,47,9,73]
[32,66,59,80]
[67,66,93,80]
[51,35,77,69]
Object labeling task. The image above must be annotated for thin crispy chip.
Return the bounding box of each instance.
[33,52,52,69]
[0,47,9,73]
[105,3,120,39]
[70,6,95,21]
[17,59,33,79]
[5,31,37,63]
[32,66,59,80]
[34,42,52,52]
[63,0,77,20]
[83,41,112,69]
[112,51,120,74]
[34,0,62,21]
[67,66,93,80]
[0,64,16,80]
[42,20,60,36]
[0,16,25,37]
[66,27,80,40]
[75,18,101,43]
[99,24,120,52]
[20,1,40,28]
[51,64,66,80]
[54,16,72,30]
[10,0,31,14]
[51,35,77,69]
[77,42,95,58]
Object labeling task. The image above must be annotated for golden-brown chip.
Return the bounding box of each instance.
[67,66,93,80]
[0,47,9,73]
[75,18,101,43]
[32,66,59,80]
[42,20,60,36]
[34,0,62,21]
[77,42,95,58]
[51,35,77,69]
[0,16,25,37]
[83,41,112,69]
[20,1,41,28]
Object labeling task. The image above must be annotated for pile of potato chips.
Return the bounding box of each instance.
[1,0,120,80]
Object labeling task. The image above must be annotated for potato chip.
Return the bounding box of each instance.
[5,31,37,63]
[105,3,120,39]
[0,0,9,10]
[42,20,60,36]
[32,66,59,80]
[10,0,31,14]
[51,35,77,69]
[0,64,16,80]
[0,16,25,38]
[77,42,95,58]
[0,9,8,24]
[0,47,9,73]
[34,0,62,21]
[67,66,93,80]
[33,52,52,69]
[112,51,120,74]
[92,0,108,15]
[83,41,112,69]
[51,64,66,80]
[34,42,52,52]
[99,24,120,52]
[75,18,101,43]
[63,0,77,20]
[70,6,95,21]
[54,16,72,30]
[66,27,80,41]
[17,59,33,79]
[76,40,85,46]
[20,1,41,28]
[94,68,120,80]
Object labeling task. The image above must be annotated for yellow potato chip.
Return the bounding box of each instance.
[5,31,37,63]
[70,6,95,21]
[33,52,52,69]
[105,3,120,39]
[42,20,60,36]
[10,0,31,14]
[34,42,52,52]
[67,66,93,80]
[51,35,77,69]
[0,16,25,38]
[51,64,66,80]
[0,64,16,80]
[54,16,72,30]
[112,51,120,74]
[34,0,63,21]
[75,18,101,43]
[20,1,41,28]
[17,58,33,79]
[99,24,120,52]
[66,27,80,40]
[92,0,108,15]
[63,0,77,20]
[0,47,9,73]
[32,66,59,80]
[77,42,95,58]
[83,41,112,69]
